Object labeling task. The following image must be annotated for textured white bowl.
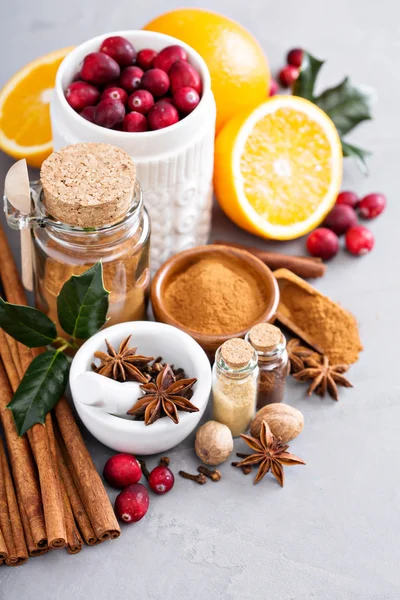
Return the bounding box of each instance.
[51,30,216,271]
[69,321,212,455]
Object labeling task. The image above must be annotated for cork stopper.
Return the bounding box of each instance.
[248,323,282,352]
[220,338,254,369]
[40,143,136,228]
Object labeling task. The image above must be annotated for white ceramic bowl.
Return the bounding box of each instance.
[51,31,216,271]
[69,321,212,455]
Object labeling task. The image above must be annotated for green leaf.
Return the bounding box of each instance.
[315,77,373,136]
[292,51,324,101]
[7,350,70,436]
[56,262,109,340]
[341,140,371,175]
[0,297,57,347]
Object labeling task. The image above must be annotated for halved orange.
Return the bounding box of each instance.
[214,95,343,240]
[0,47,73,168]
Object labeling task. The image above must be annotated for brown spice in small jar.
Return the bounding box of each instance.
[164,256,266,334]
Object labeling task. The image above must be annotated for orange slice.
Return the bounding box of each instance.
[0,47,73,168]
[214,95,343,240]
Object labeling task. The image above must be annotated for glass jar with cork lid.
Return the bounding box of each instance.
[4,143,150,338]
[245,323,289,410]
[212,338,258,437]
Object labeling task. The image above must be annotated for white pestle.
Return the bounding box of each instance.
[73,371,143,416]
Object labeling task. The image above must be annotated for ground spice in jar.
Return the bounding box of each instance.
[164,256,266,334]
[246,323,289,409]
[212,338,258,437]
[280,283,363,364]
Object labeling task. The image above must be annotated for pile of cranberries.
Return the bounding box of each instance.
[65,36,202,132]
[306,191,386,260]
[267,47,303,97]
[103,452,174,524]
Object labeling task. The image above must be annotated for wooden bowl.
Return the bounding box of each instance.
[151,245,280,358]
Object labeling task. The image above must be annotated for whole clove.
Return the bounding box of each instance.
[231,461,253,475]
[178,471,207,485]
[197,466,222,482]
[139,459,150,480]
[159,456,170,467]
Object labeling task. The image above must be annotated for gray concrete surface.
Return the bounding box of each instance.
[1,1,399,598]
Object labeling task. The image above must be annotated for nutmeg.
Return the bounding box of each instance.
[194,421,233,466]
[250,403,304,442]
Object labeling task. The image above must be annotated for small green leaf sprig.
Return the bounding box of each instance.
[0,263,109,436]
[293,51,373,173]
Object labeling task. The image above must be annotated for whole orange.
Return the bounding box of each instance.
[144,9,270,132]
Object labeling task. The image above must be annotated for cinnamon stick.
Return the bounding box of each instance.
[55,434,97,546]
[0,527,7,562]
[46,416,82,555]
[54,398,120,541]
[0,438,28,566]
[214,241,326,279]
[15,483,47,557]
[0,356,47,550]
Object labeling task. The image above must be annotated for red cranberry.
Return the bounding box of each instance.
[141,68,170,97]
[323,204,358,236]
[148,100,179,130]
[80,106,96,122]
[122,111,148,132]
[306,228,339,261]
[269,79,279,96]
[94,99,125,128]
[148,465,175,495]
[345,225,374,256]
[101,86,128,106]
[279,65,299,87]
[114,483,149,523]
[173,86,200,114]
[154,45,188,73]
[136,48,158,71]
[100,36,136,67]
[358,193,386,219]
[80,52,120,85]
[287,48,303,68]
[103,453,142,488]
[65,81,100,111]
[119,66,144,93]
[336,190,359,208]
[127,89,154,115]
[169,60,202,95]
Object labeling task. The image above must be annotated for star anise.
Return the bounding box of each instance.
[235,421,305,486]
[127,365,198,425]
[287,338,316,374]
[92,335,153,383]
[293,354,352,401]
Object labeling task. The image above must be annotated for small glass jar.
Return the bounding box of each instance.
[212,338,259,437]
[4,180,150,339]
[245,323,289,410]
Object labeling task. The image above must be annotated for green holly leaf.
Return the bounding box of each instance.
[341,140,371,175]
[0,297,57,347]
[315,77,373,136]
[292,51,324,101]
[7,350,70,436]
[57,262,109,340]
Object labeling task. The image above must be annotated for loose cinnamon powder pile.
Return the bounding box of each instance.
[164,257,266,334]
[280,283,363,364]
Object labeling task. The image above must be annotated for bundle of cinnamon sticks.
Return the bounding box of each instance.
[0,223,120,565]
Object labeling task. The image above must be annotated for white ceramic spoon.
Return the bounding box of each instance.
[73,371,143,417]
[4,160,33,291]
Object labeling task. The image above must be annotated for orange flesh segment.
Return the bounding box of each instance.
[240,107,333,226]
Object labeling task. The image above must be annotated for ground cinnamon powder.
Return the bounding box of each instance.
[164,257,266,334]
[280,283,363,364]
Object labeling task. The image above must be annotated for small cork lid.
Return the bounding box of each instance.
[248,323,282,352]
[221,338,254,369]
[40,143,136,228]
